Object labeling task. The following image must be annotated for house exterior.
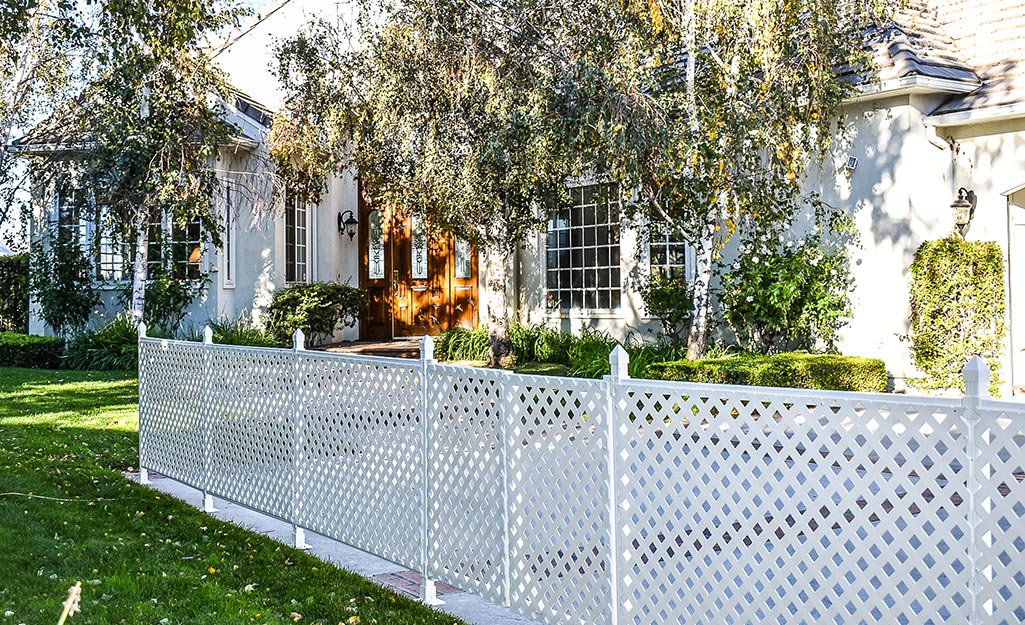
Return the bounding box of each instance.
[15,0,1025,394]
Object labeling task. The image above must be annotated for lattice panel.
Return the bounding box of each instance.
[138,339,208,488]
[614,380,971,625]
[505,375,612,624]
[974,401,1025,625]
[204,345,297,521]
[424,364,509,604]
[296,353,423,570]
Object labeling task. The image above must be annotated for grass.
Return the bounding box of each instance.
[0,368,463,625]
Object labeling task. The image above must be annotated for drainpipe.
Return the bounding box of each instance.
[1007,196,1016,395]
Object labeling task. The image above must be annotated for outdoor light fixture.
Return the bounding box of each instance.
[338,210,358,240]
[951,187,977,236]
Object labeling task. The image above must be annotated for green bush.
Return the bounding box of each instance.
[265,283,367,346]
[118,273,210,336]
[509,323,575,365]
[29,226,100,336]
[645,352,888,392]
[64,315,139,371]
[567,329,617,378]
[637,275,693,342]
[209,313,278,347]
[0,253,29,333]
[717,228,852,353]
[435,325,491,361]
[625,338,688,379]
[909,236,1004,393]
[0,332,65,369]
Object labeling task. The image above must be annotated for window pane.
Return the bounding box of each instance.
[369,210,385,279]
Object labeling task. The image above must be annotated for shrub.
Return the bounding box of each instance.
[208,313,278,347]
[28,226,100,336]
[908,236,1004,393]
[0,253,29,333]
[64,315,139,371]
[645,353,888,392]
[637,275,693,342]
[625,338,688,379]
[435,325,490,361]
[568,329,617,378]
[265,283,367,346]
[0,332,65,369]
[119,273,210,336]
[509,323,575,365]
[717,228,852,354]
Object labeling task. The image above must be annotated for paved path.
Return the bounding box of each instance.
[136,473,542,625]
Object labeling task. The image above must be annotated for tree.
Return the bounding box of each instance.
[8,2,247,328]
[270,0,890,357]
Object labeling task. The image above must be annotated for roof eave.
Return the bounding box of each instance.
[5,141,98,156]
[926,101,1025,128]
[846,75,981,104]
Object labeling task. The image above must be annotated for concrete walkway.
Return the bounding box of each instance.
[136,473,542,625]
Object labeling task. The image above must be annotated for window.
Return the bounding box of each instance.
[368,209,385,279]
[410,214,427,279]
[649,223,692,283]
[546,184,621,311]
[454,237,472,279]
[55,185,125,281]
[146,215,203,281]
[285,190,308,283]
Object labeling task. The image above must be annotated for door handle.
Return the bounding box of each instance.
[392,269,399,291]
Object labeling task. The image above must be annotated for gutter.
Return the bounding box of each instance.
[925,101,1025,128]
[5,141,98,155]
[846,75,981,104]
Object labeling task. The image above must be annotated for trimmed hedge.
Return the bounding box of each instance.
[645,353,888,392]
[0,253,29,333]
[0,332,65,369]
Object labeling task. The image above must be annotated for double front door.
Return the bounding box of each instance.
[359,199,478,340]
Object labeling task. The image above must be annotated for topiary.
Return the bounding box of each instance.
[264,283,368,346]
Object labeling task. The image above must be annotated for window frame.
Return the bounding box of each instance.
[544,183,623,313]
[284,189,310,285]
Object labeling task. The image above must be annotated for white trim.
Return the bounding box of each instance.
[1002,181,1025,197]
[221,183,236,289]
[925,101,1025,128]
[846,75,980,104]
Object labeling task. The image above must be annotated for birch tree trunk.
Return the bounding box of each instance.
[686,226,715,359]
[130,213,148,325]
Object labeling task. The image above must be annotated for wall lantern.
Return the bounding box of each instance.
[951,187,977,236]
[338,210,358,240]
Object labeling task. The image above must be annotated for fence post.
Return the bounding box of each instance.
[605,345,628,625]
[419,335,444,605]
[500,370,512,608]
[962,356,989,625]
[291,329,309,550]
[201,326,217,513]
[138,322,150,485]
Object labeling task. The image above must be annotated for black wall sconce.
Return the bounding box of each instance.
[338,210,358,240]
[951,187,977,237]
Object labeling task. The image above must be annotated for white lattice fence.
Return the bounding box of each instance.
[974,400,1025,625]
[138,333,1025,625]
[297,352,423,570]
[612,379,971,625]
[138,339,208,489]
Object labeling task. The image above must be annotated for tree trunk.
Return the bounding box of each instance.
[484,247,514,366]
[130,214,148,325]
[686,240,714,359]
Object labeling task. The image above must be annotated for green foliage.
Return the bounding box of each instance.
[509,323,575,365]
[908,236,1005,393]
[208,313,278,348]
[638,275,693,342]
[63,314,139,371]
[567,329,618,378]
[646,353,888,392]
[28,224,100,336]
[434,326,491,362]
[717,227,852,354]
[624,338,689,379]
[265,283,368,346]
[0,332,65,369]
[116,272,208,336]
[0,253,29,332]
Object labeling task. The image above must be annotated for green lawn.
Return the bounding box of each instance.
[0,368,462,625]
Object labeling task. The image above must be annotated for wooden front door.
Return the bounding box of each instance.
[358,185,478,340]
